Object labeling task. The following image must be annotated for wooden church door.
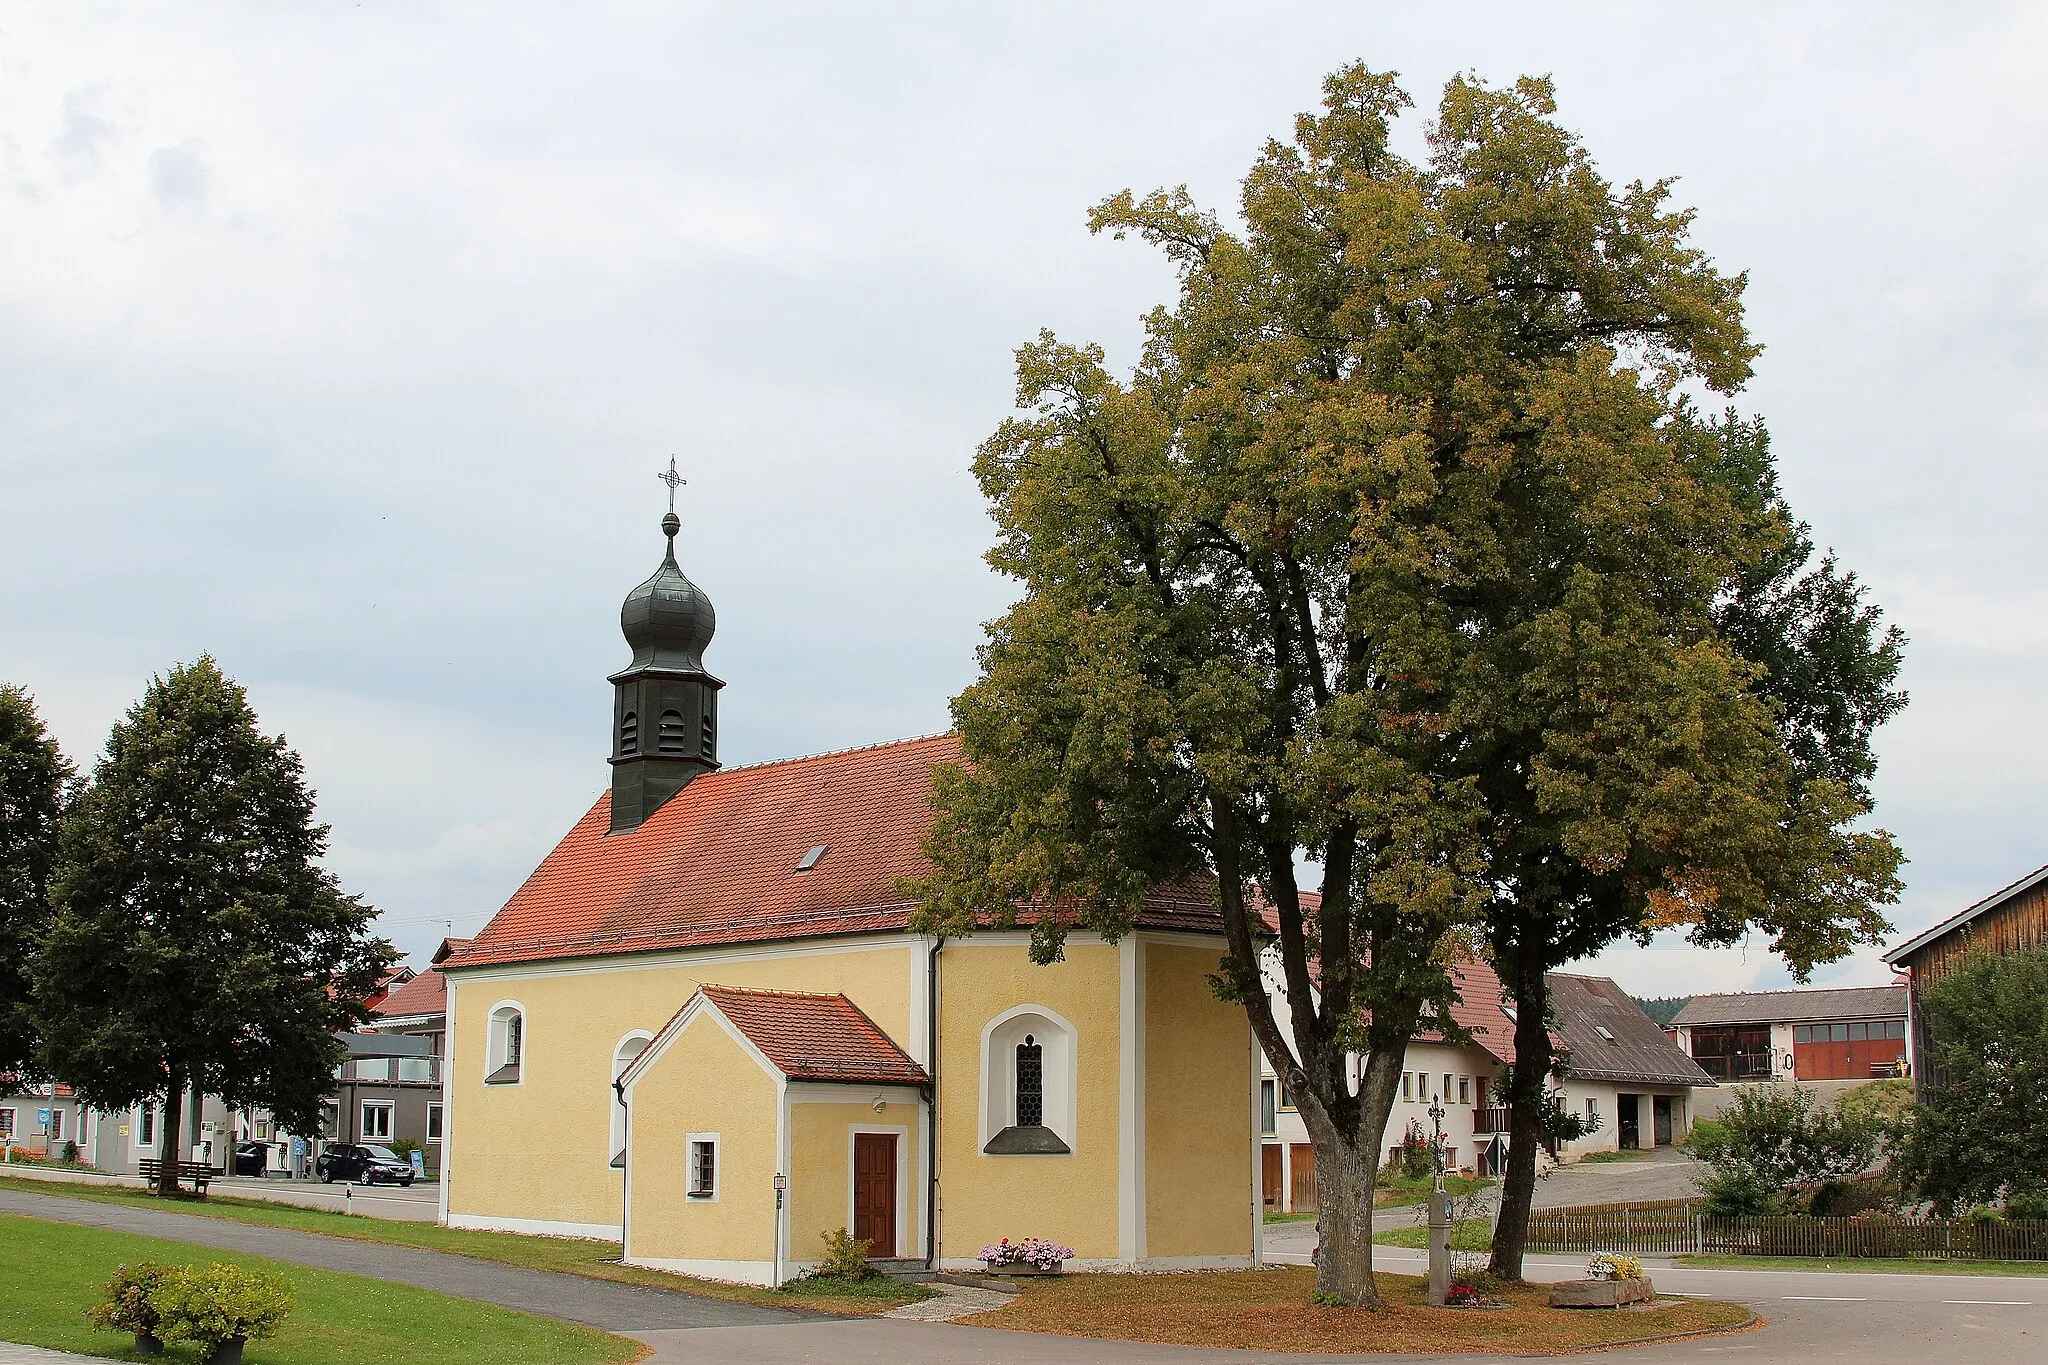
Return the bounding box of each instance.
[853,1132,897,1257]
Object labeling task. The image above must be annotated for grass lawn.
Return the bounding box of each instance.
[1574,1150,1653,1164]
[963,1265,1754,1354]
[1675,1254,2048,1277]
[1374,1173,1493,1208]
[0,1174,928,1317]
[0,1212,640,1364]
[1374,1217,1494,1251]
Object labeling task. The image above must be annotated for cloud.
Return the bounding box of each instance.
[147,138,208,209]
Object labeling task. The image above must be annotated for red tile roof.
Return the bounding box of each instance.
[447,733,1223,969]
[699,985,928,1085]
[1421,957,1518,1064]
[373,966,448,1019]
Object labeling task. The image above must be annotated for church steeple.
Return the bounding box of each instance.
[608,464,722,833]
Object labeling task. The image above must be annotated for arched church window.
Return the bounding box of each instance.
[618,711,638,756]
[609,1032,651,1167]
[486,1003,525,1085]
[1015,1036,1044,1127]
[980,1006,1073,1154]
[657,710,686,753]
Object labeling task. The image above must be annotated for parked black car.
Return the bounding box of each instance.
[231,1141,268,1177]
[316,1143,415,1186]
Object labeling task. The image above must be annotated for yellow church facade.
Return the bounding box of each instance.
[434,517,1260,1282]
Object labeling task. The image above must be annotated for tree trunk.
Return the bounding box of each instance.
[1301,1046,1403,1308]
[156,1067,184,1198]
[1488,955,1552,1282]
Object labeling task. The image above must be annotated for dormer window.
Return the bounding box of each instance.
[618,711,638,756]
[657,710,686,753]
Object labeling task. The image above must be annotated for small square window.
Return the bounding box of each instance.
[687,1136,718,1198]
[1458,1077,1470,1105]
[1793,1025,1811,1044]
[1830,1023,1849,1042]
[427,1104,444,1142]
[1585,1097,1599,1121]
[1885,1019,1907,1040]
[1847,1021,1867,1042]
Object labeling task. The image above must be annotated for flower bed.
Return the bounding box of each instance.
[980,1237,1073,1273]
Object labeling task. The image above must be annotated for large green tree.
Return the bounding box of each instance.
[1898,946,2048,1216]
[36,657,391,1194]
[1484,408,1905,1278]
[913,64,1901,1305]
[0,683,72,1080]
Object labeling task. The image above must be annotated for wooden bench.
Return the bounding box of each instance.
[137,1158,222,1195]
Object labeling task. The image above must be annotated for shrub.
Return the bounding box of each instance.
[1396,1121,1436,1181]
[1689,1085,1883,1199]
[1697,1167,1783,1217]
[152,1263,295,1352]
[61,1139,80,1163]
[84,1261,176,1340]
[811,1227,876,1280]
[2005,1188,2048,1221]
[387,1137,422,1165]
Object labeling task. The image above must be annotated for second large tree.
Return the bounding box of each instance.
[913,65,1900,1305]
[37,657,391,1195]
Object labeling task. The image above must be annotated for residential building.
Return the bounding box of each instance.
[327,942,462,1173]
[1884,862,2048,1100]
[436,510,1259,1283]
[1669,985,1908,1086]
[1256,959,1712,1211]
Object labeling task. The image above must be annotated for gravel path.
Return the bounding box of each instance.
[0,1186,806,1332]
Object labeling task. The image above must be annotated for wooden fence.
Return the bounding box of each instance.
[1522,1206,2048,1261]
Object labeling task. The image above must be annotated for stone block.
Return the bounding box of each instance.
[1548,1277,1655,1308]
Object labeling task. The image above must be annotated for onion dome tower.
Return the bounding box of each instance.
[608,486,723,833]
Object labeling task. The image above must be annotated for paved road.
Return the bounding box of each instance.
[8,1178,2043,1365]
[0,1186,801,1333]
[2,1164,443,1221]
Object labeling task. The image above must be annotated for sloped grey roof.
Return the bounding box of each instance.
[1670,985,1905,1028]
[1549,974,1715,1087]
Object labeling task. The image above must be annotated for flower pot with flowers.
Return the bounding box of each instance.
[979,1237,1074,1275]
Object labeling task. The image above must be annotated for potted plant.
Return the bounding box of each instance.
[152,1263,295,1364]
[979,1237,1074,1275]
[84,1261,176,1355]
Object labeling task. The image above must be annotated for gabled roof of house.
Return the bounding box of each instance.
[373,965,448,1020]
[1420,956,1517,1064]
[1670,985,1906,1028]
[1884,862,2048,966]
[1549,974,1715,1087]
[445,734,1223,970]
[700,985,928,1085]
[622,984,928,1088]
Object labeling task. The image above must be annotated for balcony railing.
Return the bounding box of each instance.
[1472,1106,1513,1135]
[1693,1053,1774,1082]
[336,1057,442,1085]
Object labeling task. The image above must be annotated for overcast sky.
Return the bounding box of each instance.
[4,3,2043,998]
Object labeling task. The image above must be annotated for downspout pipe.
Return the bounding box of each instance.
[924,935,943,1271]
[613,1076,629,1256]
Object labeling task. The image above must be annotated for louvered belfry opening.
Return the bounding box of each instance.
[657,709,686,753]
[618,711,638,755]
[1016,1036,1044,1127]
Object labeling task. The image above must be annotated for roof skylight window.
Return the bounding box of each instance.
[1594,1024,1616,1042]
[795,844,828,872]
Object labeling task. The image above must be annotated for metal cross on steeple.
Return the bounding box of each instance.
[658,456,686,515]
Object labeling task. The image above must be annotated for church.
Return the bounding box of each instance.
[436,503,1260,1283]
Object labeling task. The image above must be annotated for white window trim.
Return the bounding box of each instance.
[686,1131,720,1201]
[977,1003,1078,1151]
[845,1124,911,1259]
[426,1103,444,1144]
[361,1101,394,1142]
[485,999,526,1084]
[0,1108,14,1142]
